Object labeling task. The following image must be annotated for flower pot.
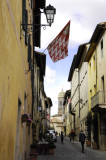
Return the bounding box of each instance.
[92,141,99,150]
[48,149,54,155]
[86,140,91,147]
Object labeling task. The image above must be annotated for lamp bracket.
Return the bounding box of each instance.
[20,22,50,39]
[25,69,30,74]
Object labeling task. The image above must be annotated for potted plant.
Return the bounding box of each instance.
[85,111,92,147]
[92,113,99,149]
[21,113,30,122]
[48,140,56,155]
[44,136,56,155]
[27,118,32,126]
[30,144,37,151]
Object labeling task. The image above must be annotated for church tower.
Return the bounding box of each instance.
[58,88,65,114]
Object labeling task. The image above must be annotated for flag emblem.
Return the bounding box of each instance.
[46,115,50,120]
[47,21,70,62]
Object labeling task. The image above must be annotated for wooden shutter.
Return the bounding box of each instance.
[25,9,28,46]
[22,0,26,30]
[33,9,41,47]
[28,35,31,62]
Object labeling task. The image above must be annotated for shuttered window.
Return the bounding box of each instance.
[28,35,31,62]
[25,9,28,46]
[22,0,26,30]
[31,0,33,9]
[33,9,41,47]
[28,35,32,70]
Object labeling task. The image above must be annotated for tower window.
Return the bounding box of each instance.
[60,101,62,105]
[101,39,103,58]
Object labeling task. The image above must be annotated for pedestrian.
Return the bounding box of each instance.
[79,130,86,153]
[60,131,64,144]
[70,129,75,144]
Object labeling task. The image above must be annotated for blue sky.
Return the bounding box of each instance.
[36,0,106,115]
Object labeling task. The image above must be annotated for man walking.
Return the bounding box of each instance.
[79,130,86,153]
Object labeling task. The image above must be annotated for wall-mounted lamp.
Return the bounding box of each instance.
[20,4,56,39]
[44,4,56,26]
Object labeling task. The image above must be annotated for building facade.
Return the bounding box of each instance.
[0,0,52,160]
[0,0,34,159]
[63,90,71,135]
[75,44,89,134]
[85,22,106,150]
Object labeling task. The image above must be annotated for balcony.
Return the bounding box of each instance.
[91,91,106,112]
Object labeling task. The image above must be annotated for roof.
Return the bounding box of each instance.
[68,54,77,82]
[85,22,106,62]
[51,113,62,117]
[50,117,62,123]
[56,124,65,127]
[63,90,71,105]
[64,89,71,100]
[90,22,106,43]
[47,97,53,107]
[75,43,89,68]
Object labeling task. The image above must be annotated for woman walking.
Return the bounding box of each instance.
[61,131,64,144]
[70,129,75,144]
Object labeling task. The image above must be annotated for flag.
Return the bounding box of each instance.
[68,98,70,103]
[47,21,70,62]
[46,115,50,120]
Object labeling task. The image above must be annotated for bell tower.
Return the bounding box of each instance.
[58,88,65,114]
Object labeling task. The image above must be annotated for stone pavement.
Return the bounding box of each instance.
[37,136,106,160]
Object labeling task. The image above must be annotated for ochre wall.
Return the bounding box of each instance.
[0,0,32,160]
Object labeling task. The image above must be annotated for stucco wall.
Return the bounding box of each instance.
[0,0,32,160]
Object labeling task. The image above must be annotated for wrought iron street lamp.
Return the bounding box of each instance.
[20,4,56,39]
[44,4,56,26]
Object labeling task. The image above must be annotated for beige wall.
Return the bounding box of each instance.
[71,69,79,140]
[96,31,106,150]
[80,62,89,134]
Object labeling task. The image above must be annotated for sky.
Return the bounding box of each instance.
[36,0,106,116]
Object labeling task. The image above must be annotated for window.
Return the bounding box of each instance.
[28,35,32,70]
[22,0,26,31]
[90,89,92,98]
[94,84,96,94]
[93,55,95,70]
[60,101,62,105]
[22,0,28,45]
[89,62,91,75]
[25,9,28,46]
[101,39,103,58]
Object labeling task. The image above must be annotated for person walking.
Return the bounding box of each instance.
[79,130,86,153]
[70,129,75,144]
[60,131,64,144]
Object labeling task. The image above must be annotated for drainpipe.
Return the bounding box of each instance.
[95,47,97,93]
[78,69,80,118]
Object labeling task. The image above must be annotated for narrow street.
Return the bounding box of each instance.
[38,136,106,160]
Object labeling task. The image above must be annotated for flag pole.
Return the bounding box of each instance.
[42,47,48,54]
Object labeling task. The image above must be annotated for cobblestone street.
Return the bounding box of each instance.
[37,136,106,160]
